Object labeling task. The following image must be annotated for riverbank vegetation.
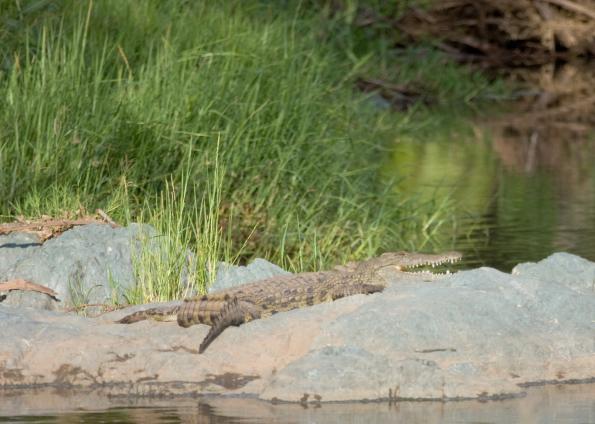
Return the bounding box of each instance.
[0,0,500,301]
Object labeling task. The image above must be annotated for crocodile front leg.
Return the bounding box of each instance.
[330,282,386,300]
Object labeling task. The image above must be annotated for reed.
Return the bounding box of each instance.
[0,1,497,301]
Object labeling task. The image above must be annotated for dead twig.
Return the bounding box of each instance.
[0,210,120,242]
[355,77,429,110]
[96,208,118,227]
[493,93,595,123]
[395,0,595,65]
[540,0,595,20]
[0,279,59,300]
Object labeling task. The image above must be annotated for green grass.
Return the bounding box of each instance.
[0,0,499,302]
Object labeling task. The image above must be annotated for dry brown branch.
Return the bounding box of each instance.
[355,77,429,110]
[541,0,595,20]
[0,279,59,300]
[96,208,118,227]
[497,93,595,123]
[395,0,595,65]
[0,210,119,242]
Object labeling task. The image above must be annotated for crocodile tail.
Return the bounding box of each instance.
[117,305,180,324]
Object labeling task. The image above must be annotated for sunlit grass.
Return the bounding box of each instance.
[0,0,498,302]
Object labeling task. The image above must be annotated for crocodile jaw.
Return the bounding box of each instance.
[374,251,462,276]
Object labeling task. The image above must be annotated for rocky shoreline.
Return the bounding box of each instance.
[1,224,594,403]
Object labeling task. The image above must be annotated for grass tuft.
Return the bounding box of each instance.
[0,1,498,301]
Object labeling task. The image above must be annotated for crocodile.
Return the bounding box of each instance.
[118,251,461,353]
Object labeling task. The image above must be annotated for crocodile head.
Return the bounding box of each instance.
[358,251,462,276]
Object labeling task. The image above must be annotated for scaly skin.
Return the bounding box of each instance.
[118,251,461,353]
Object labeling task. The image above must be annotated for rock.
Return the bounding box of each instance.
[263,264,595,401]
[0,232,41,276]
[1,253,594,402]
[0,224,158,309]
[209,258,290,293]
[0,225,286,310]
[512,252,595,294]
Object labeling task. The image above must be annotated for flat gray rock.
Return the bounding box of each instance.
[0,232,41,275]
[512,252,595,294]
[0,225,286,309]
[0,224,157,309]
[1,252,594,402]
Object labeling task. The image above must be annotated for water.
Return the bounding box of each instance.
[1,384,594,423]
[385,64,595,271]
[386,129,595,271]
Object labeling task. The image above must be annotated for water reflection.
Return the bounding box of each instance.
[1,384,594,423]
[385,63,595,271]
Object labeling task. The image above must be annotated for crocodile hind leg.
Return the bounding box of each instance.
[197,297,261,353]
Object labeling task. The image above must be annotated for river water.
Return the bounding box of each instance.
[1,383,594,423]
[386,63,595,271]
